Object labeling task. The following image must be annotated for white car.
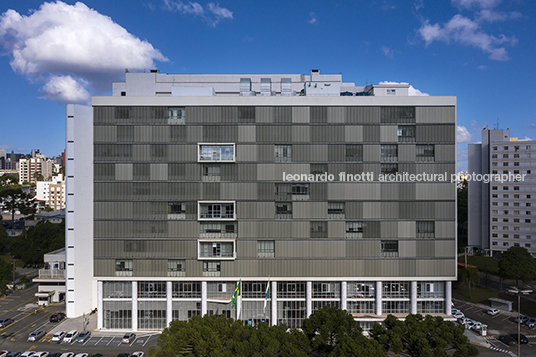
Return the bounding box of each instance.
[132,352,144,357]
[20,353,35,357]
[487,308,500,316]
[51,331,66,343]
[32,352,49,357]
[452,311,464,319]
[62,330,79,343]
[471,321,482,330]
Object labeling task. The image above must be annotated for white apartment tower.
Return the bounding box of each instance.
[469,129,536,257]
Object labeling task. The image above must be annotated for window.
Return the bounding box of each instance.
[310,163,327,175]
[503,234,509,238]
[416,221,435,238]
[514,170,520,174]
[492,241,498,245]
[504,146,509,150]
[381,145,398,162]
[198,202,235,220]
[492,234,498,238]
[275,202,293,219]
[514,162,520,166]
[492,154,497,158]
[527,211,532,215]
[275,183,310,200]
[514,194,520,198]
[503,170,509,174]
[416,144,434,162]
[514,234,520,238]
[346,221,364,238]
[492,162,498,167]
[238,106,255,123]
[168,107,185,124]
[138,282,167,298]
[257,240,275,258]
[503,186,509,190]
[526,244,532,248]
[310,221,328,238]
[381,240,399,257]
[202,164,220,181]
[115,260,133,277]
[275,145,292,162]
[503,162,509,166]
[527,146,531,150]
[503,242,509,246]
[528,203,532,207]
[526,219,531,223]
[493,146,498,150]
[492,186,498,190]
[503,154,509,158]
[203,261,221,276]
[492,210,498,214]
[381,107,415,123]
[503,226,509,230]
[491,226,498,230]
[168,202,186,219]
[199,242,234,259]
[200,222,237,237]
[492,170,498,174]
[492,202,498,206]
[387,89,396,95]
[168,260,185,276]
[381,163,398,175]
[503,202,509,206]
[528,195,532,199]
[383,282,409,298]
[492,194,498,198]
[328,202,345,218]
[514,154,520,158]
[515,146,520,151]
[346,144,363,162]
[397,125,415,142]
[198,144,235,162]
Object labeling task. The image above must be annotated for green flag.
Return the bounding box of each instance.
[231,280,241,308]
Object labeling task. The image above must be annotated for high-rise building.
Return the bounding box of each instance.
[18,154,55,184]
[66,70,457,331]
[36,174,66,211]
[468,129,536,257]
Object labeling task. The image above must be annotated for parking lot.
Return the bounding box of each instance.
[43,334,158,348]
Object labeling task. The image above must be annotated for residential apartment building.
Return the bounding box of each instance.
[36,174,66,210]
[18,154,55,184]
[66,70,457,331]
[468,129,536,257]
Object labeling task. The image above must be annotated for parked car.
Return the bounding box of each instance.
[62,330,79,343]
[50,313,66,322]
[471,321,482,331]
[6,352,21,357]
[76,331,91,343]
[20,352,35,357]
[48,353,62,357]
[121,333,136,344]
[59,353,74,357]
[0,351,9,357]
[526,317,536,328]
[514,315,529,323]
[499,335,517,346]
[32,352,49,357]
[131,353,144,357]
[458,317,473,326]
[88,354,103,357]
[74,354,88,357]
[27,330,45,342]
[116,354,129,357]
[510,334,528,344]
[452,311,464,319]
[0,318,14,328]
[487,308,500,316]
[51,331,66,343]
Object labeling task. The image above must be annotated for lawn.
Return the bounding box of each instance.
[466,255,499,275]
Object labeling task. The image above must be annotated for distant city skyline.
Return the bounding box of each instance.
[2,0,536,171]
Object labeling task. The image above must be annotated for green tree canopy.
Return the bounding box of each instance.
[498,246,536,287]
[9,220,65,264]
[0,185,37,222]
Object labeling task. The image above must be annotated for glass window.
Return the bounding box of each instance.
[202,164,220,181]
[346,221,364,238]
[168,259,185,276]
[200,222,237,236]
[381,163,398,175]
[199,242,235,258]
[416,144,434,162]
[203,261,221,276]
[346,144,363,162]
[275,202,293,219]
[198,144,235,162]
[382,281,409,298]
[397,125,415,142]
[172,282,201,298]
[381,240,399,257]
[257,240,275,258]
[199,202,235,219]
[168,202,186,219]
[416,221,435,238]
[328,202,345,218]
[115,260,132,276]
[168,107,185,124]
[138,282,167,298]
[381,145,398,162]
[274,145,292,162]
[310,221,328,238]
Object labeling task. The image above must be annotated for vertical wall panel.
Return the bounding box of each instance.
[292,107,310,123]
[327,107,346,123]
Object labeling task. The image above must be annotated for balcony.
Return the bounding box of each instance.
[38,268,65,279]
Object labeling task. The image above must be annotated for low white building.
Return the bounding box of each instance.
[36,174,65,210]
[33,248,66,305]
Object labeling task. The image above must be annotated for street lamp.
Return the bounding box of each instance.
[508,286,533,357]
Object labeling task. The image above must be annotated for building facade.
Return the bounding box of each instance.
[66,70,457,331]
[18,154,56,184]
[468,129,536,257]
[36,174,66,211]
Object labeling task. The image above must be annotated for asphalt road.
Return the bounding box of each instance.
[0,285,159,357]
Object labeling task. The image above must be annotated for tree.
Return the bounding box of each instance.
[461,267,480,299]
[0,186,37,222]
[0,258,12,294]
[498,246,536,288]
[9,220,65,264]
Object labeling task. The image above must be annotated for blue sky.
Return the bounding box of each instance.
[1,0,535,171]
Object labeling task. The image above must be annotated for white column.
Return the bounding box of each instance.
[411,281,417,314]
[132,281,138,331]
[271,281,277,326]
[306,281,312,317]
[237,294,242,321]
[97,281,103,330]
[166,281,173,327]
[375,281,382,316]
[445,281,452,315]
[341,281,347,311]
[201,281,207,316]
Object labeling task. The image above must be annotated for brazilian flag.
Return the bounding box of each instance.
[231,280,241,308]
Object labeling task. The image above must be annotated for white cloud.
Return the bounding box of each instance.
[381,46,394,59]
[0,1,167,103]
[477,65,487,70]
[378,81,429,96]
[418,14,517,61]
[308,12,318,25]
[457,125,473,143]
[476,9,522,23]
[162,0,233,27]
[452,0,502,10]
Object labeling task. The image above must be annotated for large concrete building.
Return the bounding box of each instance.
[66,70,457,331]
[468,129,536,257]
